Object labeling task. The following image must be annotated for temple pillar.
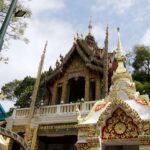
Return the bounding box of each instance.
[139,146,150,150]
[51,82,57,105]
[84,75,90,101]
[139,135,150,150]
[88,137,100,150]
[96,77,101,100]
[44,88,49,105]
[61,76,68,103]
[76,139,100,150]
[30,128,39,150]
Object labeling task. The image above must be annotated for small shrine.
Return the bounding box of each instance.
[76,28,150,150]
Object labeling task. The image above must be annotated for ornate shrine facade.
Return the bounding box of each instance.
[76,28,150,150]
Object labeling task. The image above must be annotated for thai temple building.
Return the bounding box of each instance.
[5,24,150,150]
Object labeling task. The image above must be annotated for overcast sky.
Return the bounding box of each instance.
[1,0,150,111]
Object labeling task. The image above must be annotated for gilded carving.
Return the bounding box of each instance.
[76,143,89,150]
[102,108,138,139]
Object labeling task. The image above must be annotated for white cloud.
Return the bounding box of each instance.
[91,0,135,14]
[26,0,65,14]
[0,0,71,112]
[0,19,75,88]
[92,24,105,47]
[0,18,75,110]
[140,29,150,46]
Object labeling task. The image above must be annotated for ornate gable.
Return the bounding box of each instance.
[102,107,139,140]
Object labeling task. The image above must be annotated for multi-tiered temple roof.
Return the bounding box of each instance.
[45,28,117,85]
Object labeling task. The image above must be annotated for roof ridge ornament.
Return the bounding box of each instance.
[74,35,77,44]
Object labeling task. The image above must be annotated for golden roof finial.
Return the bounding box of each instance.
[74,35,77,44]
[88,16,92,35]
[115,27,127,73]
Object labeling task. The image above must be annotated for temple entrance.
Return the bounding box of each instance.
[68,77,85,102]
[39,135,77,150]
[104,145,139,150]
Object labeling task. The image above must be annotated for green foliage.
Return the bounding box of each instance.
[0,0,32,49]
[132,45,150,97]
[1,67,53,109]
[1,79,21,100]
[14,76,35,108]
[132,45,150,82]
[135,81,150,97]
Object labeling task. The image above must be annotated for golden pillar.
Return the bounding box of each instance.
[51,82,57,105]
[139,135,150,150]
[30,128,39,150]
[139,146,150,150]
[44,88,49,105]
[96,77,101,100]
[61,76,68,103]
[85,75,90,101]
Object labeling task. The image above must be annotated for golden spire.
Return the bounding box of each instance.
[103,25,109,97]
[115,27,126,73]
[115,27,123,59]
[105,24,109,49]
[88,17,92,35]
[25,41,48,145]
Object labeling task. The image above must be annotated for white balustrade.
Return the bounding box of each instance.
[14,101,97,119]
[15,108,30,117]
[85,101,95,111]
[60,103,81,113]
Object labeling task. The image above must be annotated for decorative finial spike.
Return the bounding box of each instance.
[88,16,92,35]
[107,24,109,30]
[77,33,79,39]
[74,35,77,44]
[105,24,109,50]
[103,24,109,98]
[117,27,120,32]
[116,27,122,54]
[115,27,127,73]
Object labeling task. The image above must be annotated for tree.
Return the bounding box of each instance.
[1,67,53,109]
[131,45,150,97]
[0,0,31,49]
[14,76,35,108]
[132,45,150,82]
[1,79,21,100]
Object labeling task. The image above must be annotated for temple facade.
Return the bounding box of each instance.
[44,26,116,106]
[6,26,150,150]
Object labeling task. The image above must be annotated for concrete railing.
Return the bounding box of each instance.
[13,101,96,119]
